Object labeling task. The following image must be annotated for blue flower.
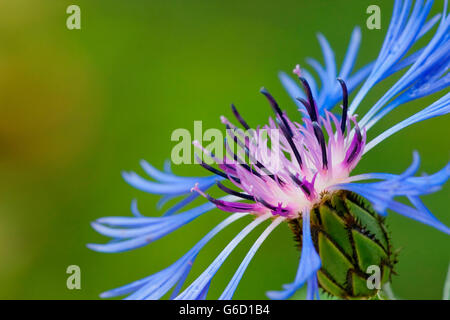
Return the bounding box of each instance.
[89,0,449,300]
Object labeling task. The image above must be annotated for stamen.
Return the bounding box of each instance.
[191,183,246,211]
[256,197,289,215]
[259,87,303,170]
[192,184,234,208]
[260,87,293,137]
[355,125,362,141]
[230,130,250,155]
[345,126,363,164]
[194,154,240,182]
[297,77,318,122]
[228,130,277,180]
[193,140,222,164]
[220,116,236,129]
[273,203,289,216]
[312,121,328,169]
[203,194,257,212]
[277,118,304,170]
[296,97,311,111]
[289,173,311,197]
[194,140,237,173]
[224,138,263,178]
[346,145,358,164]
[231,104,250,130]
[216,182,255,201]
[337,78,349,134]
[293,64,302,77]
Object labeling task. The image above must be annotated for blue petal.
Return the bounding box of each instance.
[197,280,211,300]
[316,33,337,107]
[131,199,143,217]
[126,262,190,300]
[339,27,362,80]
[156,194,177,210]
[218,217,284,300]
[99,212,248,299]
[335,153,450,233]
[163,159,172,173]
[401,196,450,234]
[163,181,216,216]
[175,213,272,300]
[280,1,442,115]
[88,196,241,253]
[95,216,162,227]
[350,0,437,114]
[365,92,450,152]
[266,209,321,300]
[140,159,184,182]
[279,26,370,113]
[306,273,320,300]
[278,71,306,108]
[169,261,193,299]
[360,10,449,128]
[122,170,215,196]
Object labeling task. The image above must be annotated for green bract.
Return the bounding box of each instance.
[289,191,396,299]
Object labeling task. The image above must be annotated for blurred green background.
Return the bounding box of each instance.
[0,0,448,299]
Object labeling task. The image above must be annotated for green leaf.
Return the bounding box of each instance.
[319,205,353,257]
[318,231,353,285]
[345,199,388,250]
[349,270,376,298]
[317,270,346,298]
[289,285,339,300]
[352,229,387,272]
[443,263,450,300]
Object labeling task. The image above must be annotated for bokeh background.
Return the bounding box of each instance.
[0,0,448,299]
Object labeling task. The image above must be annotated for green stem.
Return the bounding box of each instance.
[381,283,397,300]
[443,263,450,300]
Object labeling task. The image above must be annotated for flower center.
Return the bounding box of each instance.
[194,76,366,219]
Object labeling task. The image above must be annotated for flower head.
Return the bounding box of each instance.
[89,0,450,300]
[192,79,367,221]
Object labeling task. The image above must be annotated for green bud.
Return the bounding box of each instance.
[289,191,397,300]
